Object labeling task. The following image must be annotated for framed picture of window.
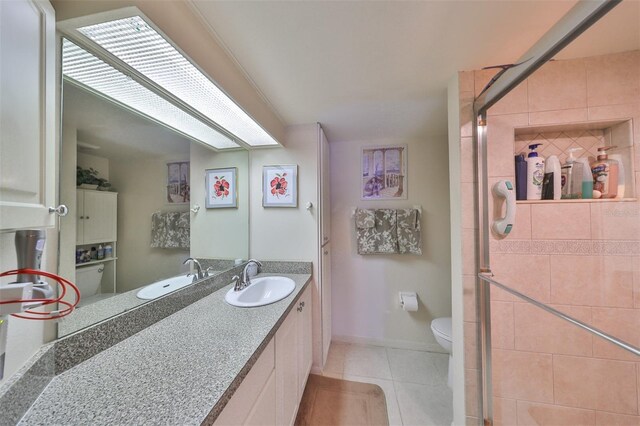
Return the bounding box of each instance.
[205,167,237,208]
[262,165,298,207]
[167,161,190,204]
[361,145,407,200]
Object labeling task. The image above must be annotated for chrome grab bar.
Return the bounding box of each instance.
[478,272,640,358]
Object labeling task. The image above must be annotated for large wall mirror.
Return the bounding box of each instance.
[57,36,250,337]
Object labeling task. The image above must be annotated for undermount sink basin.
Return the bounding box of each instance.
[225,276,296,307]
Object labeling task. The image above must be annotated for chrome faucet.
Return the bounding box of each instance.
[183,257,208,282]
[232,259,262,291]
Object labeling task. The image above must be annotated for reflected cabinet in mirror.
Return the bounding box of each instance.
[58,80,249,337]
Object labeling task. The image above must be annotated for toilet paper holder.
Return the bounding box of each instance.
[399,291,419,311]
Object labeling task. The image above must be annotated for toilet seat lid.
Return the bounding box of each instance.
[431,317,452,341]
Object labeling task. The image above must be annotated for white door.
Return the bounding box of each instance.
[82,191,117,244]
[321,243,332,366]
[0,0,56,231]
[76,190,84,245]
[319,126,331,245]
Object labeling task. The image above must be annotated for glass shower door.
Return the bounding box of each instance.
[477,47,640,424]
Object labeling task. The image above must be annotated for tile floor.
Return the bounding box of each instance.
[322,342,453,426]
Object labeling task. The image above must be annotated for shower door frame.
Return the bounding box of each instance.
[470,1,623,424]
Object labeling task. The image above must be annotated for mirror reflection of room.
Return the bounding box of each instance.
[56,35,251,337]
[61,81,192,307]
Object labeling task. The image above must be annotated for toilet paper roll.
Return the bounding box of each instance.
[399,292,418,312]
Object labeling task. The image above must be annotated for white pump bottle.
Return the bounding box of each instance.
[526,144,545,200]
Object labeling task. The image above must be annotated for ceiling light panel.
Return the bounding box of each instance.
[62,39,239,149]
[78,16,280,146]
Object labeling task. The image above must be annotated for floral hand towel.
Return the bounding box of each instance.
[397,209,422,255]
[356,209,398,254]
[355,208,375,229]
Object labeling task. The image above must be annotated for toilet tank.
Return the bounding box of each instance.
[75,263,104,296]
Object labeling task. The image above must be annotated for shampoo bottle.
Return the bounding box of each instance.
[591,146,619,199]
[526,143,545,200]
[514,154,527,200]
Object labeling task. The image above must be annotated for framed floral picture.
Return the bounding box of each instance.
[263,165,298,207]
[361,144,408,200]
[205,167,237,209]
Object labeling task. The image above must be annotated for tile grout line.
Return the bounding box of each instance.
[386,346,406,426]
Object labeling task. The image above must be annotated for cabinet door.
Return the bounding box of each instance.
[245,371,276,426]
[321,244,332,366]
[297,287,313,395]
[82,191,117,244]
[275,307,298,426]
[319,126,331,245]
[76,191,84,245]
[215,339,275,426]
[0,0,56,231]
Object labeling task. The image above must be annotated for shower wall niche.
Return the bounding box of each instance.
[514,119,636,200]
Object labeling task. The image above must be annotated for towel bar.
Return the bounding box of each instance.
[351,205,422,217]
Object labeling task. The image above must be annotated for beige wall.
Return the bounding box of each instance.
[77,151,109,181]
[330,137,452,352]
[110,155,189,293]
[457,50,640,425]
[190,144,249,260]
[250,124,322,367]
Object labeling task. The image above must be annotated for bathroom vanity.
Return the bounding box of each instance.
[2,268,312,426]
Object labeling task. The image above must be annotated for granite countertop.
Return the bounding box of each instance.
[18,273,311,425]
[58,271,222,337]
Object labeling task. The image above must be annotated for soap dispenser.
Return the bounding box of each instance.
[591,146,619,199]
[561,148,583,199]
[526,143,545,200]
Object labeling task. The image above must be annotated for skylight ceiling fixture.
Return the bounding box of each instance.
[76,15,280,147]
[62,39,240,150]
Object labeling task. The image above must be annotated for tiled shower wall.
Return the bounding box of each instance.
[515,129,603,164]
[458,50,640,425]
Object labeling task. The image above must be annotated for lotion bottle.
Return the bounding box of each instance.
[609,153,626,198]
[591,146,619,199]
[526,143,545,200]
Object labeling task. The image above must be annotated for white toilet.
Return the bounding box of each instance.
[431,317,453,388]
[76,263,104,302]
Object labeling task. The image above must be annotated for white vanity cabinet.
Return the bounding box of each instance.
[276,284,312,426]
[76,190,117,245]
[215,285,312,426]
[297,286,313,396]
[0,0,57,231]
[214,339,277,426]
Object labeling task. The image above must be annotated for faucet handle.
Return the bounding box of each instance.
[204,266,215,277]
[232,275,242,291]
